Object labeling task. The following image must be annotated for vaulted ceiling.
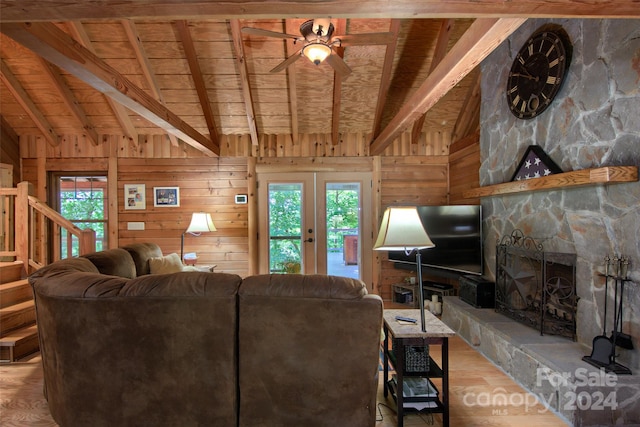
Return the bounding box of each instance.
[1,1,637,157]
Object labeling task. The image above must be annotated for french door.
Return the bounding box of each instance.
[258,172,372,286]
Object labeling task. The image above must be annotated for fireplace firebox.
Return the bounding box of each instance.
[495,230,578,340]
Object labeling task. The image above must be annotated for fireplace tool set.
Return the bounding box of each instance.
[583,255,633,375]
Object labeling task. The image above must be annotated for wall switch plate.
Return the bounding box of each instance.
[127,222,145,230]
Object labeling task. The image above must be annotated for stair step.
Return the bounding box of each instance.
[0,300,36,334]
[0,261,24,284]
[0,324,39,362]
[0,279,32,309]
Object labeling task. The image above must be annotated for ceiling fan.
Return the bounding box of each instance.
[241,19,394,78]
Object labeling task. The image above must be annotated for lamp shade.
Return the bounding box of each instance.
[185,212,216,234]
[373,206,434,251]
[302,42,332,65]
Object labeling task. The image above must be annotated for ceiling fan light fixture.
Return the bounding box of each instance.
[302,42,332,66]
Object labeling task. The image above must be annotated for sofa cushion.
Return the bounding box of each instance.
[120,271,242,297]
[238,274,383,427]
[28,257,99,280]
[148,253,184,274]
[30,264,243,427]
[30,270,129,298]
[121,242,163,276]
[82,248,137,278]
[240,273,369,300]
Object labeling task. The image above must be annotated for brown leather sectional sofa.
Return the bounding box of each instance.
[28,243,383,427]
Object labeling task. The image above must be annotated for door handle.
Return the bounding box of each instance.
[305,238,314,243]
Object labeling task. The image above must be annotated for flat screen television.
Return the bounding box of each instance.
[388,205,483,276]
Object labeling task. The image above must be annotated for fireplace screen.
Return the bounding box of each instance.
[495,230,578,340]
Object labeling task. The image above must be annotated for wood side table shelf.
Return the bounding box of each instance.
[382,309,455,427]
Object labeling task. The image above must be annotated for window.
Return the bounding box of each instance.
[54,175,108,257]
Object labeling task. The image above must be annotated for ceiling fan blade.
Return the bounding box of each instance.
[324,53,352,79]
[242,27,301,41]
[335,32,395,46]
[270,48,303,73]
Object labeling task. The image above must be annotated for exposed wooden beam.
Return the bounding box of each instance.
[0,59,59,146]
[411,19,453,144]
[66,21,139,143]
[175,20,221,147]
[229,19,259,146]
[371,19,400,138]
[2,1,639,22]
[285,20,299,146]
[370,18,527,155]
[1,22,218,156]
[121,19,179,146]
[451,68,481,142]
[331,18,347,146]
[38,58,100,146]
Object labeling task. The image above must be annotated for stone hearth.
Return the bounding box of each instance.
[443,296,640,426]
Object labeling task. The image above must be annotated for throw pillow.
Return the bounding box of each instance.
[149,253,184,274]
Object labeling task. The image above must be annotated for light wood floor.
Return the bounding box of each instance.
[376,334,570,426]
[0,336,570,426]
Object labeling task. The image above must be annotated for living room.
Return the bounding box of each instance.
[1,2,639,426]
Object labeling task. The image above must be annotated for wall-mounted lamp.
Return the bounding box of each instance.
[373,206,435,332]
[181,212,216,263]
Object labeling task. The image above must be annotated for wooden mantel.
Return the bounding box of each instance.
[463,166,638,198]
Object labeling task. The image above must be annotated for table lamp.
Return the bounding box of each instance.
[181,212,216,263]
[374,206,435,331]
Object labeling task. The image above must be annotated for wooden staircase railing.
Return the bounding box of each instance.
[1,181,96,362]
[1,181,96,275]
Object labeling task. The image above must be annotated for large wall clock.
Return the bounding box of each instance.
[506,25,572,119]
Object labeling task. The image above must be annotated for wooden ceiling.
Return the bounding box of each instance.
[1,1,638,157]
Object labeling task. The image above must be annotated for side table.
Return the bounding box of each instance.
[382,309,455,427]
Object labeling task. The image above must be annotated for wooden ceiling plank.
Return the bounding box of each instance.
[451,69,481,142]
[66,21,139,143]
[122,19,179,147]
[371,18,400,138]
[229,19,259,146]
[331,18,347,146]
[38,58,100,146]
[0,59,60,146]
[371,18,527,155]
[411,18,454,144]
[1,22,217,156]
[285,19,299,145]
[175,20,221,147]
[2,1,639,22]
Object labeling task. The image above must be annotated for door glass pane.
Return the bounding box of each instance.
[325,182,360,279]
[268,183,303,273]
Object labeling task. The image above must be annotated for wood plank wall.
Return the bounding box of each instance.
[221,130,450,158]
[118,157,249,275]
[17,129,482,298]
[449,131,480,205]
[20,134,250,276]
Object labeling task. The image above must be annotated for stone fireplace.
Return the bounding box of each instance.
[460,17,640,426]
[480,17,639,373]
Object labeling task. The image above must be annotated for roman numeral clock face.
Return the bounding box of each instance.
[506,27,572,119]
